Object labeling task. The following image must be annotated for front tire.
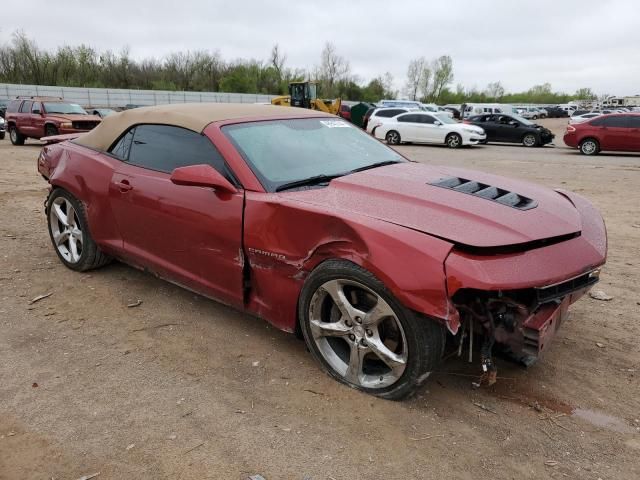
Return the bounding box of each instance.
[9,126,25,145]
[298,260,445,400]
[446,133,462,148]
[385,130,401,145]
[579,138,599,156]
[47,189,111,271]
[522,133,538,147]
[0,132,5,140]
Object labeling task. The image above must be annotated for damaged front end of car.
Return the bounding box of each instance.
[449,269,600,386]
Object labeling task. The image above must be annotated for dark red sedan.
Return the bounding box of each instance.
[564,113,640,155]
[38,104,606,399]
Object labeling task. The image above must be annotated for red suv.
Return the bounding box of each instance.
[4,97,101,145]
[564,113,640,155]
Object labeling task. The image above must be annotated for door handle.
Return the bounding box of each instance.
[117,179,133,192]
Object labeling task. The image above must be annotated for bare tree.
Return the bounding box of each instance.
[485,81,505,100]
[429,55,454,102]
[269,44,286,81]
[404,57,425,100]
[317,42,350,97]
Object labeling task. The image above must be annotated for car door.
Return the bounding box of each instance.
[395,114,419,141]
[18,100,33,136]
[627,116,640,150]
[107,124,245,307]
[479,115,499,141]
[599,115,631,151]
[31,102,45,137]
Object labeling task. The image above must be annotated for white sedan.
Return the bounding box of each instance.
[568,112,602,124]
[374,112,486,148]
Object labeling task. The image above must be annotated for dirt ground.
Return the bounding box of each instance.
[0,118,639,480]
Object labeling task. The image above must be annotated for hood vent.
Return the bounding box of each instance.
[429,176,538,211]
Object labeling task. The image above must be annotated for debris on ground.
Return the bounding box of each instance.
[589,290,613,301]
[127,300,143,308]
[595,342,605,348]
[168,433,177,440]
[246,475,267,480]
[32,382,38,388]
[125,443,135,451]
[28,292,53,304]
[544,460,558,467]
[252,361,260,367]
[75,473,100,480]
[472,401,498,415]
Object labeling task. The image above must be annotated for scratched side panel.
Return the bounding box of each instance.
[243,192,454,332]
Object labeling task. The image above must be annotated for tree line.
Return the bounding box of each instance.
[0,31,597,105]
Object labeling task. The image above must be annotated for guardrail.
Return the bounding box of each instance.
[0,83,277,108]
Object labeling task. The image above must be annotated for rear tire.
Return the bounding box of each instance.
[385,130,401,145]
[9,126,25,145]
[45,124,59,137]
[0,132,5,140]
[579,138,599,156]
[47,188,112,271]
[446,133,462,148]
[298,260,445,400]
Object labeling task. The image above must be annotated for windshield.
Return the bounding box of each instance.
[435,113,457,124]
[223,118,404,192]
[43,103,87,115]
[509,113,534,125]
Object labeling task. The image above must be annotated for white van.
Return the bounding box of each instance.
[463,103,514,117]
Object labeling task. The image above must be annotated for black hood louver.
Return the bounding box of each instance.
[429,176,538,211]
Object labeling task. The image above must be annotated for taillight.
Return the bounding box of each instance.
[462,120,471,124]
[566,125,576,133]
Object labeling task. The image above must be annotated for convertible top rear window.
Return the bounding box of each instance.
[223,118,404,192]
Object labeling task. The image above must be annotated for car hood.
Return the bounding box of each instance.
[282,163,582,248]
[46,114,102,122]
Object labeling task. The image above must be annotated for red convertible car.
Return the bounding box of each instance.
[37,104,607,399]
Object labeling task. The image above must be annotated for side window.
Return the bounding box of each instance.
[603,116,629,128]
[420,115,436,124]
[32,102,42,113]
[20,101,33,113]
[627,116,640,128]
[109,128,136,160]
[126,124,230,177]
[397,114,418,123]
[377,109,404,118]
[590,117,605,126]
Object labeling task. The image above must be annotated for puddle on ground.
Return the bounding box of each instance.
[572,408,636,434]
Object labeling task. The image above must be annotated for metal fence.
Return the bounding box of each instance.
[0,83,277,108]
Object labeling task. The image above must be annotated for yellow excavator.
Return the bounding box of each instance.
[271,81,341,115]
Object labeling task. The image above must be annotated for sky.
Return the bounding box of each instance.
[2,0,640,96]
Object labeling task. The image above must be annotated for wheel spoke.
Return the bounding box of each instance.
[363,300,394,327]
[53,230,70,246]
[345,344,366,384]
[309,319,350,338]
[367,335,406,371]
[52,203,68,226]
[69,235,80,262]
[65,201,77,228]
[322,280,365,322]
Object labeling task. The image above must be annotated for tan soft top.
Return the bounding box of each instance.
[74,103,329,151]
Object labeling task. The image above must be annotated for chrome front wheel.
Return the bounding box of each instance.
[308,278,408,389]
[299,260,445,399]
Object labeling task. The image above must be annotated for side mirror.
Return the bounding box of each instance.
[33,109,41,115]
[509,121,518,126]
[434,121,442,126]
[170,164,238,194]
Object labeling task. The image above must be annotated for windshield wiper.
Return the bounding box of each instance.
[275,173,344,192]
[347,160,401,174]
